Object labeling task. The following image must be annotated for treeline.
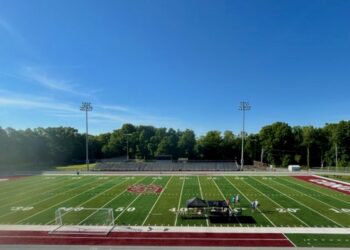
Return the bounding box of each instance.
[1,121,350,170]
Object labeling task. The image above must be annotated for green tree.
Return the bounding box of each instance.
[177,129,196,159]
[259,122,294,166]
[197,131,223,160]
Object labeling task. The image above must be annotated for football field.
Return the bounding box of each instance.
[0,174,350,247]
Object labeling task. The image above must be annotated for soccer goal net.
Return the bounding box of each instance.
[50,207,115,235]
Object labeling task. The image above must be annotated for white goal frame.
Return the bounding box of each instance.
[50,207,115,235]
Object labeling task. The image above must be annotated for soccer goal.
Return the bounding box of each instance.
[50,207,115,235]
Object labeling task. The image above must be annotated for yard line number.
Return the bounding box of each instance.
[329,208,350,214]
[53,206,137,213]
[169,207,247,213]
[11,206,34,212]
[115,207,136,212]
[276,208,300,213]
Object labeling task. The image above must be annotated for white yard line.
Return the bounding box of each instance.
[113,179,158,223]
[0,177,100,220]
[77,176,148,225]
[286,177,350,205]
[282,232,297,247]
[0,176,87,209]
[15,177,120,224]
[211,177,242,227]
[141,176,173,226]
[240,177,309,227]
[0,176,68,199]
[197,176,209,227]
[0,176,46,193]
[253,177,344,228]
[223,176,276,227]
[274,178,350,215]
[174,177,185,226]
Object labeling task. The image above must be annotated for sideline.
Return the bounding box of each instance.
[0,224,349,234]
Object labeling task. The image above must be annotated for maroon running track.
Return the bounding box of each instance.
[0,230,294,247]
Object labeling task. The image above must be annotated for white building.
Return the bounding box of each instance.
[288,165,301,172]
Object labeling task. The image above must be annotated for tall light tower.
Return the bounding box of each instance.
[125,133,132,161]
[239,101,251,171]
[80,102,93,171]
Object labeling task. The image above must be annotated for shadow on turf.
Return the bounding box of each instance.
[209,215,256,224]
[181,214,256,224]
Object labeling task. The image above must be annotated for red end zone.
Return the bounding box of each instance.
[0,230,293,247]
[294,175,350,195]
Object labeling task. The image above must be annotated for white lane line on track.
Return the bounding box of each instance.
[240,177,309,227]
[224,176,277,227]
[174,176,185,226]
[142,176,173,226]
[253,177,344,228]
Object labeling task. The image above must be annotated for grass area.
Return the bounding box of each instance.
[287,234,350,247]
[0,174,349,247]
[55,163,96,171]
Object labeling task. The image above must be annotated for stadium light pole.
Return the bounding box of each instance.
[239,101,251,171]
[125,133,132,161]
[80,102,93,171]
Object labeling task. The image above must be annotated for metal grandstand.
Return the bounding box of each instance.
[94,160,240,171]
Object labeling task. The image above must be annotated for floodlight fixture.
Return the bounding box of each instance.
[80,102,93,171]
[239,101,251,171]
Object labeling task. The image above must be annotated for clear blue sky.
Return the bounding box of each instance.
[0,0,349,135]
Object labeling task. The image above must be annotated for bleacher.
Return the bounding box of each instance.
[95,160,240,172]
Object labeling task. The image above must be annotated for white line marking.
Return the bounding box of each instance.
[0,177,87,210]
[197,176,209,227]
[0,177,98,220]
[282,232,297,247]
[253,177,344,228]
[174,177,185,226]
[240,177,309,227]
[16,177,121,224]
[113,178,158,223]
[224,176,277,227]
[77,177,148,225]
[0,177,50,195]
[275,178,350,215]
[211,177,242,227]
[0,176,70,202]
[142,176,173,226]
[283,177,350,206]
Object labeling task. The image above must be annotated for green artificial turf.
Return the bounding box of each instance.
[287,234,350,247]
[0,174,349,247]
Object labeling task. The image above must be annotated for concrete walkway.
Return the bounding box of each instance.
[1,224,349,234]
